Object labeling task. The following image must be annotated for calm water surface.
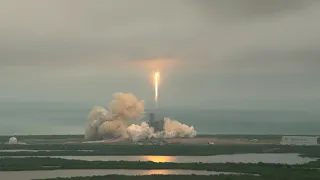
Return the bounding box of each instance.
[0,169,238,180]
[3,153,316,164]
[52,153,316,164]
[0,150,94,152]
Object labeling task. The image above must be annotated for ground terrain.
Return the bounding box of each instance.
[1,134,319,180]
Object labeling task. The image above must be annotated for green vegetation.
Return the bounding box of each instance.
[197,134,319,140]
[0,157,318,180]
[0,157,319,171]
[0,135,84,144]
[1,134,317,143]
[1,134,319,179]
[37,175,256,180]
[0,134,283,144]
[196,134,283,140]
[0,144,320,157]
[0,135,83,142]
[34,174,320,180]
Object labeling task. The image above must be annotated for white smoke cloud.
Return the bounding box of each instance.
[162,118,197,138]
[127,122,155,142]
[85,92,144,141]
[108,92,145,120]
[84,92,197,142]
[84,106,109,141]
[125,118,197,142]
[99,119,128,138]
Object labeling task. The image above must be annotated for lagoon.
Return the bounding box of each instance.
[0,169,240,180]
[3,153,316,164]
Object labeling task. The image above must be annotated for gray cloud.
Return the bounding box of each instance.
[0,0,318,68]
[192,0,317,22]
[0,0,210,67]
[0,0,319,104]
[222,49,320,73]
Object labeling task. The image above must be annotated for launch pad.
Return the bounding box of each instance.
[147,112,164,132]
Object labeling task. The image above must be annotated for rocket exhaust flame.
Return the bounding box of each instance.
[154,71,159,107]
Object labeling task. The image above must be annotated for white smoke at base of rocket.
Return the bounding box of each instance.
[126,118,197,142]
[84,92,197,142]
[127,122,155,142]
[162,118,197,138]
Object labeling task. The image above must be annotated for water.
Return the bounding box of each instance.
[0,150,94,152]
[3,153,316,164]
[0,169,240,180]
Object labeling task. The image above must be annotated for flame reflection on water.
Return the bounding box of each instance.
[140,169,170,175]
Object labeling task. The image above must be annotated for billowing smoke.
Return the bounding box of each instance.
[127,122,155,142]
[84,106,109,140]
[126,118,197,142]
[162,118,197,138]
[84,92,197,142]
[85,92,144,141]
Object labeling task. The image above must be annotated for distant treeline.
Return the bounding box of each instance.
[0,144,320,157]
[197,134,320,140]
[2,134,319,143]
[196,134,283,140]
[35,175,263,180]
[3,134,314,142]
[33,174,320,180]
[2,158,320,180]
[0,157,319,171]
[0,135,84,142]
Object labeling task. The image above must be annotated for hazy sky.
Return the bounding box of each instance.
[1,0,319,109]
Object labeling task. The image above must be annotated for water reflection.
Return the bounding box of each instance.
[0,169,233,180]
[3,153,316,164]
[142,156,176,162]
[140,169,170,175]
[0,150,94,152]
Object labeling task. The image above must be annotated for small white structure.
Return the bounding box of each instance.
[8,137,18,144]
[281,136,319,146]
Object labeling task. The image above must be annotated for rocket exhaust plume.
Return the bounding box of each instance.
[154,71,160,108]
[84,92,197,142]
[84,92,145,141]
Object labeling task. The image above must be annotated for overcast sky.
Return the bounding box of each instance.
[0,0,319,109]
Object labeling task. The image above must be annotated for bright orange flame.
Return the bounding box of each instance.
[154,71,160,104]
[143,156,175,163]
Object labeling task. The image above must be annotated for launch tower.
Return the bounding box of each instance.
[148,112,164,132]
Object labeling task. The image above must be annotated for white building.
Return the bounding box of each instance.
[280,136,319,146]
[8,137,18,144]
